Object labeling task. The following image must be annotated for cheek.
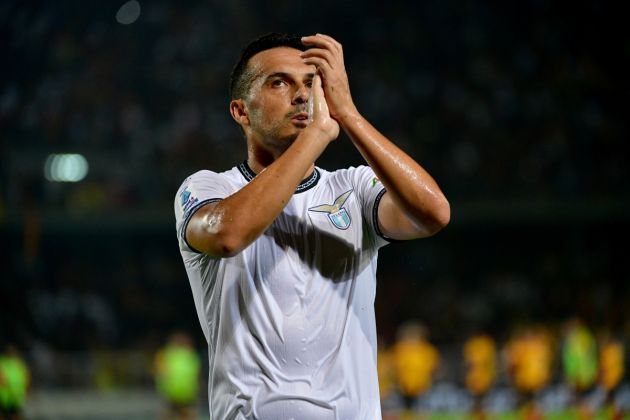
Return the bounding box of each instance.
[252,96,286,123]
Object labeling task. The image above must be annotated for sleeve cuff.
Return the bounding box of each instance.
[372,188,398,243]
[180,198,223,254]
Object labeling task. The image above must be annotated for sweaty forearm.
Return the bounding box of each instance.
[188,129,329,257]
[339,112,450,228]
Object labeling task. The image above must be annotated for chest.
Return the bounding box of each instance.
[273,186,363,247]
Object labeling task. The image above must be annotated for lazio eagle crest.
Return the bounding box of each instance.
[309,190,353,230]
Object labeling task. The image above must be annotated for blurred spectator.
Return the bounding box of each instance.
[391,321,439,412]
[153,331,201,420]
[504,325,553,420]
[598,331,625,419]
[0,344,31,420]
[463,332,497,419]
[561,317,597,418]
[377,338,399,420]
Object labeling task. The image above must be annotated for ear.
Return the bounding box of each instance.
[230,99,250,128]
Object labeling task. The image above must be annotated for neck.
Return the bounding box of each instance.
[247,154,315,180]
[246,139,315,180]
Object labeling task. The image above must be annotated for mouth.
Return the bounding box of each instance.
[291,112,309,124]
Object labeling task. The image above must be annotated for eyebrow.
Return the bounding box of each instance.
[264,71,316,82]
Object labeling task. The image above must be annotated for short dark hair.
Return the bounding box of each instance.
[229,32,308,100]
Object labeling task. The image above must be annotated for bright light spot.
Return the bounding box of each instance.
[44,154,89,182]
[116,0,141,25]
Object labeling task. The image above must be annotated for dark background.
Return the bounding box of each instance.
[1,0,628,388]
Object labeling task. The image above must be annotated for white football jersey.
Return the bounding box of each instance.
[174,162,390,419]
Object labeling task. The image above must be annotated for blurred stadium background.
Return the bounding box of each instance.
[1,0,628,418]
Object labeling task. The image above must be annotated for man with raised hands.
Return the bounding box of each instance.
[174,32,450,419]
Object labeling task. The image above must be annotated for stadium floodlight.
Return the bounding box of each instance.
[116,1,141,25]
[44,153,89,182]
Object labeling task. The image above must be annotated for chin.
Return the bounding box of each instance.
[279,133,299,149]
[279,128,301,143]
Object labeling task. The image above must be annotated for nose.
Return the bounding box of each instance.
[292,84,310,105]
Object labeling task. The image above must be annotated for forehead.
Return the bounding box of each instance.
[248,47,315,78]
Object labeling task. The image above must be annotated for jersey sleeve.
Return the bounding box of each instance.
[349,165,392,249]
[174,170,232,253]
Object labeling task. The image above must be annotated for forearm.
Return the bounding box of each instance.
[188,130,329,257]
[301,33,449,237]
[339,111,450,229]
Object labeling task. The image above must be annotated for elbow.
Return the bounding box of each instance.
[191,206,248,257]
[433,199,451,229]
[421,198,451,236]
[190,219,245,258]
[208,230,245,258]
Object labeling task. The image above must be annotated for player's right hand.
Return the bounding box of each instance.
[306,73,339,142]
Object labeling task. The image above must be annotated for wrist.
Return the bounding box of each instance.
[300,124,336,145]
[334,106,362,127]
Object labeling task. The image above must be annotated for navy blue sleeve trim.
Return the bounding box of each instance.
[372,188,391,241]
[181,198,223,254]
[372,188,398,243]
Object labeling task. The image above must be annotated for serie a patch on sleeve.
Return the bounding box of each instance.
[180,183,200,217]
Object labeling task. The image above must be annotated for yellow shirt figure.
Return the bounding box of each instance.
[392,322,439,398]
[377,344,396,400]
[505,328,552,393]
[599,340,624,391]
[464,334,497,396]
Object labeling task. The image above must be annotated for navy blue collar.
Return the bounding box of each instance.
[238,160,320,194]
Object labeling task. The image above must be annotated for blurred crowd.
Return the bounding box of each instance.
[1,0,626,219]
[378,318,628,418]
[3,318,629,418]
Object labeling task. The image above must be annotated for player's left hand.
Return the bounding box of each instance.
[301,34,358,122]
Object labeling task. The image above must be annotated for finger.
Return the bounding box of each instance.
[314,33,342,53]
[312,74,331,118]
[301,35,337,53]
[308,74,325,121]
[308,75,316,122]
[300,48,337,67]
[304,57,333,72]
[302,57,333,75]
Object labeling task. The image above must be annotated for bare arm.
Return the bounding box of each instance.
[302,34,450,239]
[186,75,339,257]
[341,113,450,239]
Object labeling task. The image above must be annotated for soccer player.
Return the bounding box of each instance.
[561,318,597,418]
[598,331,625,420]
[174,32,450,418]
[463,333,497,419]
[391,321,440,413]
[0,344,30,420]
[504,325,553,420]
[154,331,201,420]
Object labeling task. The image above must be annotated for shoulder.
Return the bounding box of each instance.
[323,165,379,189]
[339,165,378,179]
[181,168,234,185]
[176,167,242,193]
[174,166,241,213]
[321,165,374,180]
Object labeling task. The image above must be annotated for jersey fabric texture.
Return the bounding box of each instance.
[174,162,390,419]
